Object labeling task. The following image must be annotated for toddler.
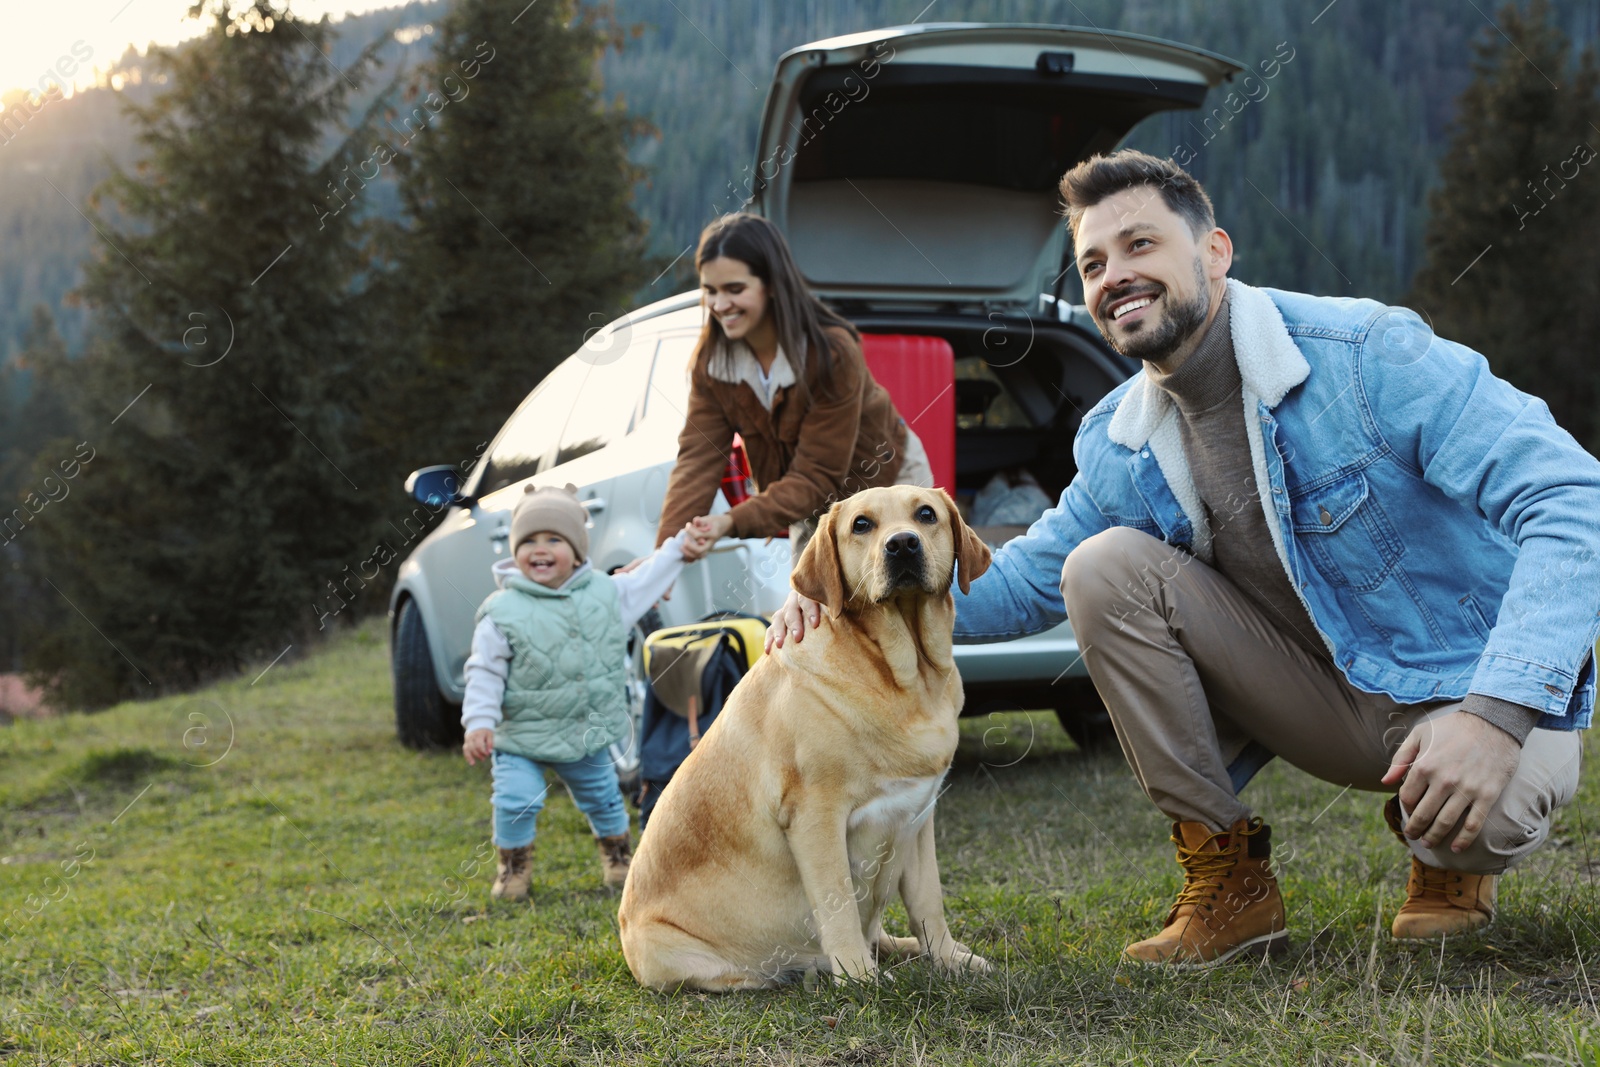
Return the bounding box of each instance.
[462,483,711,901]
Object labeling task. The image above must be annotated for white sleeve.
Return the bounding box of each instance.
[612,530,691,629]
[461,616,510,735]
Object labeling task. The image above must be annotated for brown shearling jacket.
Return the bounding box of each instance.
[656,325,907,544]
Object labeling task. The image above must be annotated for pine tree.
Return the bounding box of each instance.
[0,306,78,498]
[0,306,81,673]
[370,0,655,472]
[18,0,391,707]
[1409,0,1600,452]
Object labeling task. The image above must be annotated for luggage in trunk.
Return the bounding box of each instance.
[860,332,956,491]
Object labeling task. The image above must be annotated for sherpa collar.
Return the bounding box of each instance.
[706,338,798,411]
[1106,278,1310,451]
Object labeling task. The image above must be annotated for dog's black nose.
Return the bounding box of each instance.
[884,532,921,557]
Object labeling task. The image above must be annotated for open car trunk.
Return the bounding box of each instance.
[754,23,1242,309]
[751,23,1241,540]
[853,310,1136,542]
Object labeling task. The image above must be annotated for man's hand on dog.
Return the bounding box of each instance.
[766,589,822,653]
[463,728,495,766]
[1381,711,1520,852]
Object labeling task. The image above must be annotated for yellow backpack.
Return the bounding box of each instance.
[637,613,767,826]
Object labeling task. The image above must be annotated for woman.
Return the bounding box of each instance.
[655,213,932,552]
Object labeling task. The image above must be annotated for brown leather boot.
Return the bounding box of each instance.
[1125,817,1288,968]
[1382,796,1495,939]
[491,843,533,902]
[597,833,632,889]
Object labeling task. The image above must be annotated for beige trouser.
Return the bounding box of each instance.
[1060,526,1582,875]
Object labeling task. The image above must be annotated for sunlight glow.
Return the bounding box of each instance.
[0,0,405,104]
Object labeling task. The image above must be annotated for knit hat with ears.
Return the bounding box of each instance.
[510,483,589,563]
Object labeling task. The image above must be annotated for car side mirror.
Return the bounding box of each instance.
[405,465,470,509]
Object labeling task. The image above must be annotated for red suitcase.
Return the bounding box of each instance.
[859,333,956,492]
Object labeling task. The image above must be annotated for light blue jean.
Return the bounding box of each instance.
[490,749,628,849]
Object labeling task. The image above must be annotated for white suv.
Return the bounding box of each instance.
[388,22,1241,770]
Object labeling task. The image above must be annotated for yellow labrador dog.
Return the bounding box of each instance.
[618,485,992,991]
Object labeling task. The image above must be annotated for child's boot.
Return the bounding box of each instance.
[491,843,533,902]
[596,833,633,888]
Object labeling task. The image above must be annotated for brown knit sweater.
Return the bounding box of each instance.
[1147,293,1541,743]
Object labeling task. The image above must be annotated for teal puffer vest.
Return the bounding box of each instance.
[476,567,629,764]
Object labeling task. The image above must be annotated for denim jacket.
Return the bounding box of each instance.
[956,279,1600,733]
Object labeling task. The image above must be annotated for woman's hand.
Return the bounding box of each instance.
[691,513,736,543]
[765,589,823,653]
[679,523,715,562]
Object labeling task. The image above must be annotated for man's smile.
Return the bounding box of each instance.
[1103,289,1162,324]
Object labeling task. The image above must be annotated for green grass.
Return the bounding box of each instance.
[3,615,1600,1065]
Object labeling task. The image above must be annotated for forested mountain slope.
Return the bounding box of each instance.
[1,0,1596,364]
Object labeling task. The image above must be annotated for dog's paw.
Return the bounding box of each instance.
[830,966,889,987]
[935,943,991,975]
[960,951,992,975]
[827,955,880,985]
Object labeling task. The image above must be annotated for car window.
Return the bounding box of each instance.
[642,333,698,425]
[552,338,658,467]
[473,358,590,496]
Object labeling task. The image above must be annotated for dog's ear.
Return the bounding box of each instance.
[791,507,847,618]
[942,489,992,595]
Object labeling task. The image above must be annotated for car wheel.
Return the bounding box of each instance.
[611,607,664,794]
[1053,679,1118,753]
[393,598,464,751]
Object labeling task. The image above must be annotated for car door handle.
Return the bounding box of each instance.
[581,498,606,515]
[490,522,509,541]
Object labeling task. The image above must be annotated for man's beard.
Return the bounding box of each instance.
[1098,257,1210,364]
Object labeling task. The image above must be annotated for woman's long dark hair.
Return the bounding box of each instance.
[693,213,859,393]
